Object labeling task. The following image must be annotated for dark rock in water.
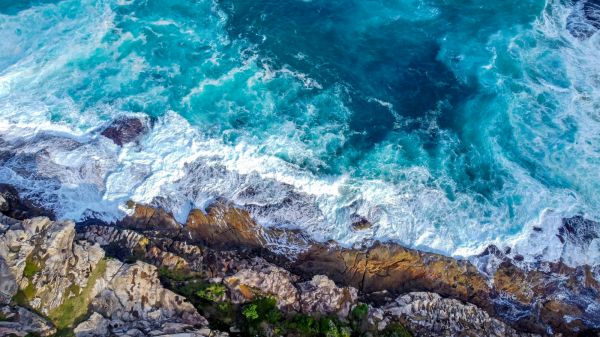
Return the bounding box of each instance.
[100,116,148,146]
[0,184,54,220]
[350,215,372,231]
[558,216,599,246]
[567,0,600,39]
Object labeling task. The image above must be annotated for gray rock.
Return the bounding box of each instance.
[0,305,56,336]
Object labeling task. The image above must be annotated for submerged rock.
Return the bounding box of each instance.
[101,116,149,146]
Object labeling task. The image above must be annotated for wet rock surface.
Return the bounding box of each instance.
[1,188,599,336]
[107,201,600,336]
[100,116,149,146]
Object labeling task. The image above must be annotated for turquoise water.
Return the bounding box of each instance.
[0,0,599,259]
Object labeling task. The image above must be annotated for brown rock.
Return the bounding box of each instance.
[101,116,148,146]
[293,242,492,311]
[184,201,266,249]
[118,202,181,235]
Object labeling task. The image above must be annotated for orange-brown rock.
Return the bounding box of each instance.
[184,201,266,249]
[119,202,181,236]
[107,201,600,336]
[293,242,493,312]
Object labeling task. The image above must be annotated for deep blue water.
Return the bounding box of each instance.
[0,0,599,259]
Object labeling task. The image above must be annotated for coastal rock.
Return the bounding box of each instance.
[118,202,181,236]
[0,256,17,303]
[293,242,492,311]
[298,275,358,317]
[80,202,600,336]
[185,201,267,249]
[381,292,539,337]
[0,305,56,337]
[79,260,210,336]
[0,213,219,337]
[101,116,149,146]
[0,216,104,314]
[224,258,299,308]
[0,184,54,220]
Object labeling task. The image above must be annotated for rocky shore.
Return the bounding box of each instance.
[0,184,599,337]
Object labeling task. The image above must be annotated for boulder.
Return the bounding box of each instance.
[101,116,149,146]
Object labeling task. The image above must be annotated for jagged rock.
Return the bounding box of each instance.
[118,202,181,236]
[293,242,492,311]
[0,214,224,337]
[0,184,54,220]
[73,312,109,337]
[0,305,57,336]
[83,260,208,332]
[351,216,372,231]
[298,275,358,317]
[0,256,17,303]
[0,217,104,314]
[224,258,299,309]
[381,292,539,337]
[101,116,149,146]
[82,204,600,336]
[185,202,267,249]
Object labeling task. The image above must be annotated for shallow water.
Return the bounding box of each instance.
[0,0,599,264]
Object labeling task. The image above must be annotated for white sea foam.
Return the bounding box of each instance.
[0,0,599,269]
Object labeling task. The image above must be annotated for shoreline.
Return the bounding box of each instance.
[1,114,597,268]
[2,184,599,335]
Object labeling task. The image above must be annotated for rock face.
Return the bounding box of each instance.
[224,258,299,308]
[379,292,538,337]
[0,305,56,337]
[0,217,103,314]
[112,201,600,336]
[0,214,220,337]
[297,275,358,317]
[0,184,54,220]
[79,222,542,337]
[76,260,210,337]
[2,190,599,336]
[293,242,491,311]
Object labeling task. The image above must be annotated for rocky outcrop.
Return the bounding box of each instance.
[0,217,104,314]
[0,184,54,220]
[79,221,542,337]
[2,188,599,336]
[76,260,211,337]
[224,258,299,308]
[0,214,222,337]
[110,201,600,336]
[101,116,149,146]
[297,275,358,317]
[293,242,491,311]
[378,292,538,337]
[0,305,56,336]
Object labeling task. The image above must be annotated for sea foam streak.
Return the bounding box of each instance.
[0,0,599,267]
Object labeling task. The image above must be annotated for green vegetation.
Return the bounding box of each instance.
[23,255,42,278]
[158,266,194,282]
[381,324,413,337]
[242,303,259,321]
[196,283,226,302]
[52,329,75,337]
[48,259,107,329]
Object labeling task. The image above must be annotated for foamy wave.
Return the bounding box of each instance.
[0,0,599,268]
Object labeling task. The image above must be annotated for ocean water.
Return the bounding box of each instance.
[0,0,599,264]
